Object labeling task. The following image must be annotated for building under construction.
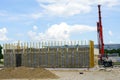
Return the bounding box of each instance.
[3,40,94,68]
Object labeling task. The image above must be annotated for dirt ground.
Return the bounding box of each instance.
[0,67,58,79]
[50,67,120,80]
[44,67,120,80]
[0,67,120,80]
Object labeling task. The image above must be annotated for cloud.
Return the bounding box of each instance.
[97,0,120,7]
[28,22,96,41]
[0,11,43,22]
[70,24,96,33]
[1,0,119,22]
[11,13,42,20]
[0,11,8,17]
[27,13,43,20]
[12,40,23,44]
[108,30,113,36]
[109,40,113,44]
[33,25,38,31]
[36,0,120,17]
[37,0,91,16]
[28,30,37,39]
[16,33,24,37]
[0,12,6,16]
[0,27,9,41]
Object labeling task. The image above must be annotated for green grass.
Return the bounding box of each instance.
[113,62,120,65]
[0,61,3,64]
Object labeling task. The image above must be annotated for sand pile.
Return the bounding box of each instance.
[0,67,59,79]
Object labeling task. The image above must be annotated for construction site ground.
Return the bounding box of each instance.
[0,65,120,80]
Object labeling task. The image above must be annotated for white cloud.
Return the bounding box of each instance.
[45,23,70,40]
[0,12,43,22]
[29,13,43,19]
[16,33,24,37]
[38,0,91,16]
[70,24,96,33]
[1,0,119,21]
[108,30,113,36]
[12,40,23,44]
[28,22,96,41]
[97,0,120,7]
[0,27,9,41]
[28,30,37,39]
[36,0,119,17]
[0,12,6,16]
[33,25,38,31]
[0,11,8,17]
[12,13,43,20]
[109,40,113,44]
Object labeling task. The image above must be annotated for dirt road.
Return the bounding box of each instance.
[0,67,120,80]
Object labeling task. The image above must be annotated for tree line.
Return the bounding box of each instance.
[104,48,120,56]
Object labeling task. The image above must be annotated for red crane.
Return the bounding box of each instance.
[97,5,113,67]
[97,5,104,59]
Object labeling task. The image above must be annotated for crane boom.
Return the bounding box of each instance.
[97,5,104,57]
[97,5,113,67]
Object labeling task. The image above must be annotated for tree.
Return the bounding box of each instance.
[116,48,120,56]
[104,49,109,54]
[0,45,3,61]
[104,48,120,56]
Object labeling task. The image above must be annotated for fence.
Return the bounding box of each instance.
[3,40,94,68]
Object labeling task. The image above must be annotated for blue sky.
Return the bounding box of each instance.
[0,0,120,44]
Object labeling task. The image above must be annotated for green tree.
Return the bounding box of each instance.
[0,45,3,61]
[116,48,120,56]
[104,48,120,56]
[104,49,109,54]
[111,49,116,53]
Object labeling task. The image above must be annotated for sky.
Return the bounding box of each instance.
[0,0,120,44]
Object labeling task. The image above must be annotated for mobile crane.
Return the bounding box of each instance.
[97,5,113,67]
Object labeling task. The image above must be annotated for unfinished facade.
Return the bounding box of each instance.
[3,41,94,68]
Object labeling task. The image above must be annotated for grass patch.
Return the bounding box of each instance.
[113,62,120,65]
[0,61,3,64]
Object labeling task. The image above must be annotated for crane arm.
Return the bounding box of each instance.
[97,5,104,57]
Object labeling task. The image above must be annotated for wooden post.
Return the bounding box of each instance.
[13,43,15,67]
[44,41,47,67]
[77,41,79,67]
[54,41,56,68]
[39,42,41,67]
[64,41,66,67]
[24,42,26,67]
[48,41,50,67]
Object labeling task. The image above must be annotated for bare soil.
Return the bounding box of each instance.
[0,67,59,79]
[0,67,120,80]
